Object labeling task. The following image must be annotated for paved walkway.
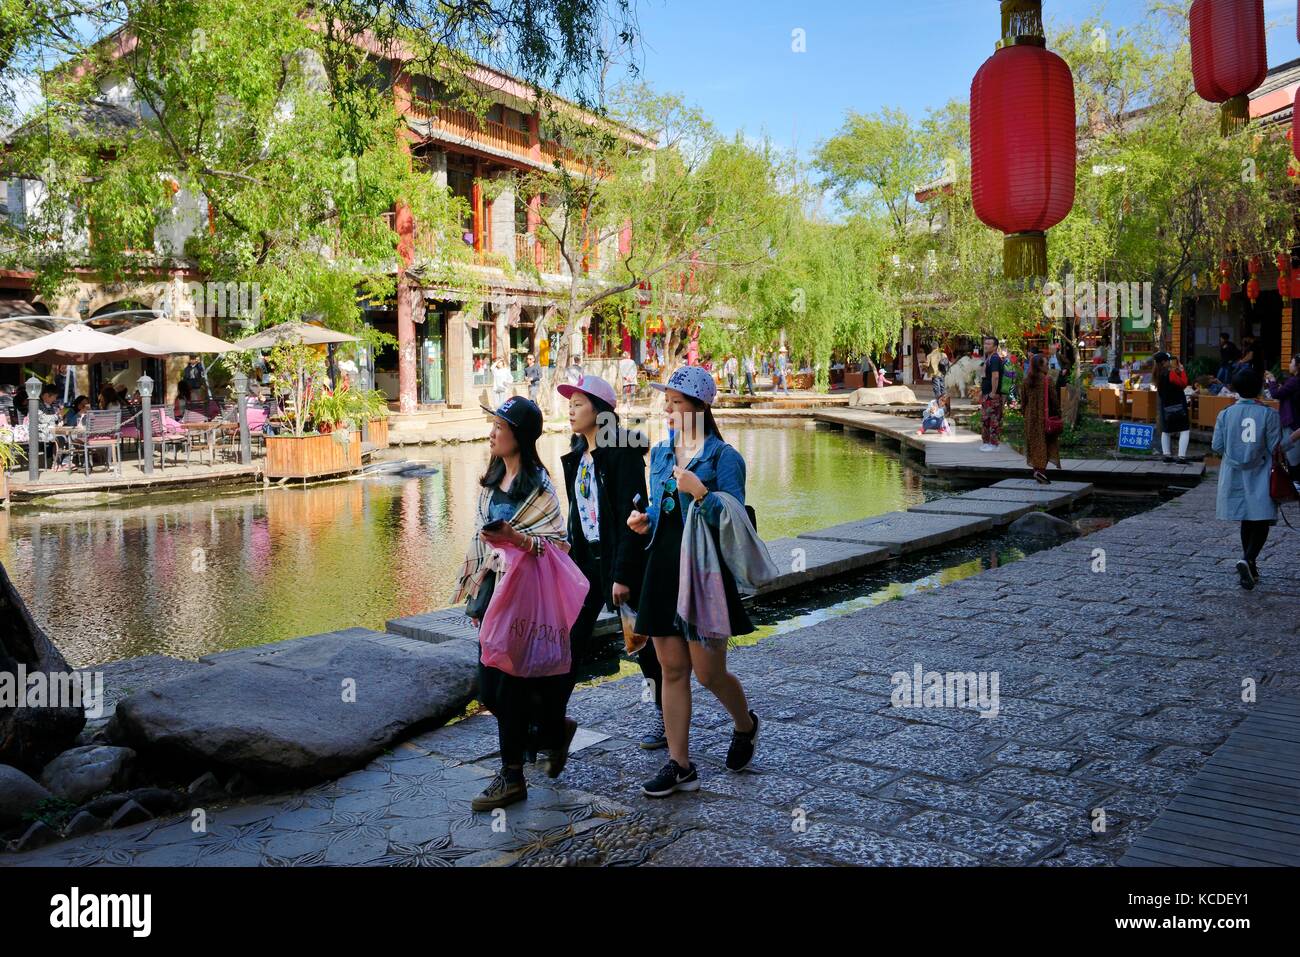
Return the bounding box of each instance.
[4,478,1296,866]
[815,408,1205,488]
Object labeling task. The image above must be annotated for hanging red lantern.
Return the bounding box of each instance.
[970,30,1076,279]
[1247,276,1261,304]
[1249,255,1262,277]
[1220,281,1232,304]
[1189,0,1267,136]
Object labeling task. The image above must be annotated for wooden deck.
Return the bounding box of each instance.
[1120,697,1300,867]
[815,408,1205,488]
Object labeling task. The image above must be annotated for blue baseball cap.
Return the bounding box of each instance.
[650,365,718,406]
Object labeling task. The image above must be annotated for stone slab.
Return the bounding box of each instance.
[758,537,893,594]
[386,609,479,644]
[907,497,1035,527]
[955,487,1075,509]
[797,511,993,555]
[990,478,1093,502]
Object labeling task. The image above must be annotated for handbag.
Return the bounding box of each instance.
[1270,444,1299,503]
[1044,380,1063,438]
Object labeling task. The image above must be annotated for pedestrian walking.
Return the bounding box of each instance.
[775,348,790,395]
[452,396,581,810]
[979,335,1005,451]
[1021,353,1061,483]
[1154,352,1191,464]
[1264,354,1300,467]
[626,366,768,797]
[742,354,756,395]
[1211,369,1282,591]
[724,355,738,393]
[558,374,664,749]
[618,350,638,406]
[490,357,512,410]
[523,353,542,404]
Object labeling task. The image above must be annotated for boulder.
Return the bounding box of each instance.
[1008,511,1079,541]
[0,561,86,772]
[107,631,477,786]
[39,745,135,804]
[0,763,54,827]
[849,386,918,407]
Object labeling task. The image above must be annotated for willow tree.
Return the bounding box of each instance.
[514,84,792,392]
[0,0,639,339]
[1049,6,1290,352]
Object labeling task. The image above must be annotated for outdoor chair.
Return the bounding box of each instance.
[182,409,220,466]
[69,409,123,477]
[143,408,191,470]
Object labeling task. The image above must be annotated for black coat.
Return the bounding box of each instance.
[560,430,649,611]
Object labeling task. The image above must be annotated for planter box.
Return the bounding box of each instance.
[265,431,362,480]
[367,418,389,448]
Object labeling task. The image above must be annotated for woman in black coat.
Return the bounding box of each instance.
[558,374,665,749]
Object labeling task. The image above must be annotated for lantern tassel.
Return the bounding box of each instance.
[1220,95,1249,136]
[1001,0,1044,43]
[1004,232,1047,280]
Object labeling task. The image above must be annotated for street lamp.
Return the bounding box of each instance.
[25,376,41,481]
[232,371,251,465]
[138,374,154,476]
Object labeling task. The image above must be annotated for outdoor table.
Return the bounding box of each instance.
[182,421,223,466]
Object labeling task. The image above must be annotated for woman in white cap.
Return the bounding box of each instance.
[627,365,759,797]
[558,374,663,748]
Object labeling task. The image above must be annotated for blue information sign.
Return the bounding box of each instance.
[1118,422,1155,450]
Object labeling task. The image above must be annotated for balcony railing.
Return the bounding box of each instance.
[407,98,591,174]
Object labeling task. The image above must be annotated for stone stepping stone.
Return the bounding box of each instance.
[758,537,892,594]
[991,478,1093,502]
[907,497,1034,527]
[386,609,478,645]
[797,511,993,555]
[956,487,1075,509]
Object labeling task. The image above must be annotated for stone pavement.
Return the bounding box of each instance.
[5,478,1297,867]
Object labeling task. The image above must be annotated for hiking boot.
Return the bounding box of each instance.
[542,718,578,779]
[638,710,667,750]
[725,710,760,772]
[471,769,527,811]
[641,759,700,797]
[1235,560,1256,591]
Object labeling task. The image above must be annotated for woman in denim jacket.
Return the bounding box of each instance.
[627,366,759,798]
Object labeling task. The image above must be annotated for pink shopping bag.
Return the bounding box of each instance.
[478,541,589,677]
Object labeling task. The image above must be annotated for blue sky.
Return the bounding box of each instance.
[619,0,1300,157]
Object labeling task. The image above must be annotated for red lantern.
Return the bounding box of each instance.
[1189,0,1267,135]
[971,39,1076,279]
[1220,281,1232,304]
[1247,277,1260,304]
[1279,273,1290,301]
[1249,255,1262,277]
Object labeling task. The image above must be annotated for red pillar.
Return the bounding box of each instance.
[395,202,417,414]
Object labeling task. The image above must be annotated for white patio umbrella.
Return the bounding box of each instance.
[119,316,238,355]
[0,322,172,364]
[235,321,358,350]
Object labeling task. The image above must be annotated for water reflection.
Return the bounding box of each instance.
[1,424,932,667]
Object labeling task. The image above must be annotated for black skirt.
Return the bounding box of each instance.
[634,489,753,641]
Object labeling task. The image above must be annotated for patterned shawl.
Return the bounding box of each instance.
[450,470,568,605]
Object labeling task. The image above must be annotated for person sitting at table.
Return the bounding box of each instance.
[173,383,191,420]
[98,384,120,411]
[64,395,91,428]
[38,385,60,418]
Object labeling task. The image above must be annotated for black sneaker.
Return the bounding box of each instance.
[638,710,667,750]
[641,759,700,797]
[1176,457,1189,465]
[725,710,760,772]
[471,769,527,811]
[542,718,578,779]
[1162,455,1173,463]
[1235,560,1256,591]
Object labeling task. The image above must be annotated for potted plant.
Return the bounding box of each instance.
[261,343,361,479]
[0,426,26,502]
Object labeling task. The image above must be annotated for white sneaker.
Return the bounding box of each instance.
[979,443,995,452]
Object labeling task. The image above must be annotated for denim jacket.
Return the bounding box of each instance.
[645,433,746,550]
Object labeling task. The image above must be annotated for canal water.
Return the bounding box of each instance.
[2,423,945,667]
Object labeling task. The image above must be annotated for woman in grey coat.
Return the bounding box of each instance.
[1211,368,1282,590]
